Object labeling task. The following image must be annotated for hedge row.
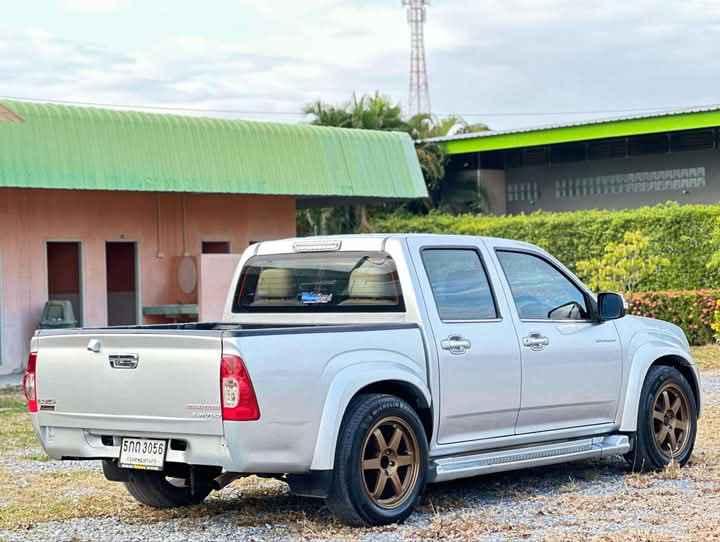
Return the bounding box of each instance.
[371,202,720,291]
[625,290,720,345]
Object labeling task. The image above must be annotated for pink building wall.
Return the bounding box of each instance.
[0,188,296,375]
[198,254,243,322]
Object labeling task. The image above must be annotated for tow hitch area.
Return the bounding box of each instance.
[190,465,222,496]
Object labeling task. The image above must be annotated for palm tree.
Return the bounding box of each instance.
[305,93,406,131]
[405,113,489,209]
[303,100,352,128]
[348,93,405,131]
[406,113,489,140]
[303,93,406,233]
[300,93,490,234]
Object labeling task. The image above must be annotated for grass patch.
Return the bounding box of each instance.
[0,388,25,414]
[0,389,36,454]
[0,468,132,530]
[0,355,719,537]
[690,344,720,370]
[0,468,339,535]
[411,509,532,540]
[23,452,50,462]
[0,412,38,453]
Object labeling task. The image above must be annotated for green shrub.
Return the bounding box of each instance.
[712,300,720,342]
[708,217,720,271]
[371,202,720,291]
[576,231,670,293]
[625,290,720,345]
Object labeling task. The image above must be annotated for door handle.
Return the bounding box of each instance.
[522,333,550,351]
[441,335,472,355]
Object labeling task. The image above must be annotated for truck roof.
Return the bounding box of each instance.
[252,233,539,256]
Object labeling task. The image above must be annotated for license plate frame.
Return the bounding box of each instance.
[119,437,168,471]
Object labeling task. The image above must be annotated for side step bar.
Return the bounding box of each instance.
[429,434,630,483]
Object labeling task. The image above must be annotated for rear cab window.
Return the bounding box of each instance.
[232,251,404,313]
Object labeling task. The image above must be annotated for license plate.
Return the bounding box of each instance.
[119,438,167,471]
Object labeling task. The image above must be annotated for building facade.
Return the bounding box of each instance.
[430,108,720,215]
[0,101,426,375]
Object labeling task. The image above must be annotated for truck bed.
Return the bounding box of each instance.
[32,322,425,473]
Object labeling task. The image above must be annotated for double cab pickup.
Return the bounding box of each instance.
[25,234,701,525]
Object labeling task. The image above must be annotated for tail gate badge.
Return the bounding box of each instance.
[109,354,140,369]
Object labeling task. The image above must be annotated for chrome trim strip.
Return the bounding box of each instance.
[442,318,503,324]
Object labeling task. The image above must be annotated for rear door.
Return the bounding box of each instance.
[407,238,522,444]
[35,331,224,436]
[493,248,622,434]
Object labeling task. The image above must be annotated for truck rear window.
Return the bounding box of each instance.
[232,251,405,313]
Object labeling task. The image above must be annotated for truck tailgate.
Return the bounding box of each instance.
[35,331,223,436]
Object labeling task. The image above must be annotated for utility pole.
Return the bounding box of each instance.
[402,0,431,116]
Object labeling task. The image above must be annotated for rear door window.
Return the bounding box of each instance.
[422,249,498,321]
[232,251,404,312]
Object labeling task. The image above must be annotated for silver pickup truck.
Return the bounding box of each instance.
[24,234,701,526]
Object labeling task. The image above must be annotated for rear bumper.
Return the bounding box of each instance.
[31,417,315,473]
[33,418,232,467]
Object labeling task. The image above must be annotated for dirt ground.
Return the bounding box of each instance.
[1,348,720,541]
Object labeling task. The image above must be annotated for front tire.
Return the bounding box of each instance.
[327,393,428,526]
[626,365,697,472]
[124,469,213,508]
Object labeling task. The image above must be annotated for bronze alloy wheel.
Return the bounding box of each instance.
[652,382,691,458]
[360,416,420,509]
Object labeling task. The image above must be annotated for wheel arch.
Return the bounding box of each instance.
[309,364,431,471]
[619,348,701,432]
[652,355,701,414]
[354,380,433,443]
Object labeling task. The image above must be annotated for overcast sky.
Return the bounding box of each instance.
[2,0,720,130]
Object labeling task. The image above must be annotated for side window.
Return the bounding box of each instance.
[422,249,498,321]
[496,250,589,321]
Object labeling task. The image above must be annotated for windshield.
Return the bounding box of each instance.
[232,251,405,313]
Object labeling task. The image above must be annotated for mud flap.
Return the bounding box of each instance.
[102,459,130,482]
[287,470,333,498]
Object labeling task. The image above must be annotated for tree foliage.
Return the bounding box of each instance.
[575,231,670,293]
[706,217,720,271]
[304,93,406,131]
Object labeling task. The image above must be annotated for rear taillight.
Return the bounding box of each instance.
[220,354,260,421]
[23,352,38,413]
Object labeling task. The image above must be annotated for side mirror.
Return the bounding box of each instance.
[597,292,626,321]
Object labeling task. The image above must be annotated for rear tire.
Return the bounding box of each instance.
[124,469,212,508]
[626,365,697,472]
[326,393,428,526]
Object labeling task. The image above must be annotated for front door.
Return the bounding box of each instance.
[494,249,622,434]
[47,241,83,326]
[106,242,138,326]
[409,240,522,444]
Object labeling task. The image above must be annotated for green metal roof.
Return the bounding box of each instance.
[428,107,720,155]
[0,100,427,199]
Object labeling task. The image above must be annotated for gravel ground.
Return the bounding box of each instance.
[701,370,720,406]
[0,448,100,475]
[2,370,720,541]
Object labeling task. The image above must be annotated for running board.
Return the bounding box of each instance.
[429,434,630,483]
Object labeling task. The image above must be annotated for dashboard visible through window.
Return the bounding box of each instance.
[496,250,590,321]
